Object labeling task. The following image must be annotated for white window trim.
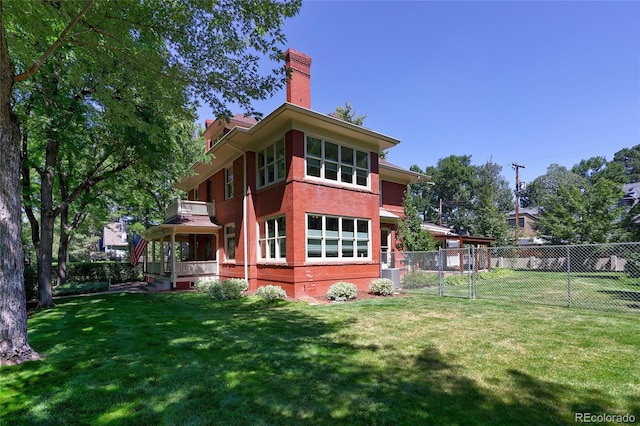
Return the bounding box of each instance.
[304,135,370,190]
[305,213,371,262]
[256,137,286,189]
[224,223,236,261]
[257,215,286,262]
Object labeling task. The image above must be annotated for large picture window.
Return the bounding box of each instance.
[306,214,370,260]
[225,224,236,260]
[305,136,369,187]
[257,138,285,188]
[258,216,286,260]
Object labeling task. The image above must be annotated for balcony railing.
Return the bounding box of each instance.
[165,199,215,221]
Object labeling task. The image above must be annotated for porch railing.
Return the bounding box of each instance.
[174,260,218,276]
[146,260,218,277]
[165,199,216,221]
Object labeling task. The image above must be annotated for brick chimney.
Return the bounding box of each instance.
[284,48,312,109]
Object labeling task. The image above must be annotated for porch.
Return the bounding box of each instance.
[142,199,221,289]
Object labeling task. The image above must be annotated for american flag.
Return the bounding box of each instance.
[130,233,148,266]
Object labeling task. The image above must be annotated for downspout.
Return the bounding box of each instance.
[229,144,249,283]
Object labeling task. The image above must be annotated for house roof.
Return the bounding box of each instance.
[505,206,540,218]
[177,102,404,191]
[143,215,221,241]
[379,159,430,185]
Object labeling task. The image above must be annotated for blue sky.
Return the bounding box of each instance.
[197,1,640,185]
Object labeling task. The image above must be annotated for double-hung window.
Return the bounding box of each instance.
[258,216,286,260]
[305,136,369,187]
[306,214,370,260]
[224,224,236,260]
[257,138,285,188]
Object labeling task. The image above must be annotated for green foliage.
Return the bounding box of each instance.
[55,262,142,285]
[327,282,358,301]
[535,178,625,244]
[402,270,439,288]
[624,251,640,278]
[201,278,249,301]
[613,144,640,183]
[255,285,288,301]
[396,189,437,252]
[368,278,393,296]
[53,281,110,296]
[333,101,366,125]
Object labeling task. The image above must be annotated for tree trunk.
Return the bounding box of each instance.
[0,7,39,365]
[57,206,69,288]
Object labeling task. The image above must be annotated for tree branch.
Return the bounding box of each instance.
[13,0,95,83]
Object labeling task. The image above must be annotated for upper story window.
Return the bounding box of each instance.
[306,214,370,260]
[257,138,285,188]
[258,216,286,261]
[225,166,234,200]
[306,136,369,188]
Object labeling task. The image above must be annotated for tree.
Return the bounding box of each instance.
[1,0,300,365]
[331,101,388,158]
[612,145,640,183]
[474,162,511,245]
[520,164,584,208]
[333,101,366,125]
[396,188,437,252]
[535,177,625,244]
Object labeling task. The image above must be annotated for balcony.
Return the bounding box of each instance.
[165,199,215,221]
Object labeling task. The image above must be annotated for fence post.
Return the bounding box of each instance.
[438,247,444,296]
[472,246,477,300]
[567,246,572,308]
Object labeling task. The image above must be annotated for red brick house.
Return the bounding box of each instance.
[142,49,428,297]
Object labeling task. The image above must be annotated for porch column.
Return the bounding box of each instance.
[171,232,177,289]
[161,237,166,273]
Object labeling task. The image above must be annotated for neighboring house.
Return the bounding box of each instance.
[421,223,495,248]
[97,222,128,261]
[620,183,640,208]
[505,207,540,240]
[142,48,428,297]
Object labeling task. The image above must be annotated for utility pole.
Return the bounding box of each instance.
[512,163,525,245]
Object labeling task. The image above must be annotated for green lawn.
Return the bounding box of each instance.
[407,270,640,312]
[2,292,639,425]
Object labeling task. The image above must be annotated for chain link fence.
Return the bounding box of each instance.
[386,242,640,313]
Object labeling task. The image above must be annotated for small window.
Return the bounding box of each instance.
[257,138,286,188]
[225,225,236,260]
[258,216,286,260]
[225,167,234,200]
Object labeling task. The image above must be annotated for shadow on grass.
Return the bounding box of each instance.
[598,289,640,310]
[2,293,636,425]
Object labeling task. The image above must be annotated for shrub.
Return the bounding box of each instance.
[194,279,217,294]
[369,278,394,296]
[53,281,110,296]
[327,281,358,301]
[63,262,142,285]
[624,251,640,279]
[402,270,439,289]
[205,278,248,300]
[255,285,287,301]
